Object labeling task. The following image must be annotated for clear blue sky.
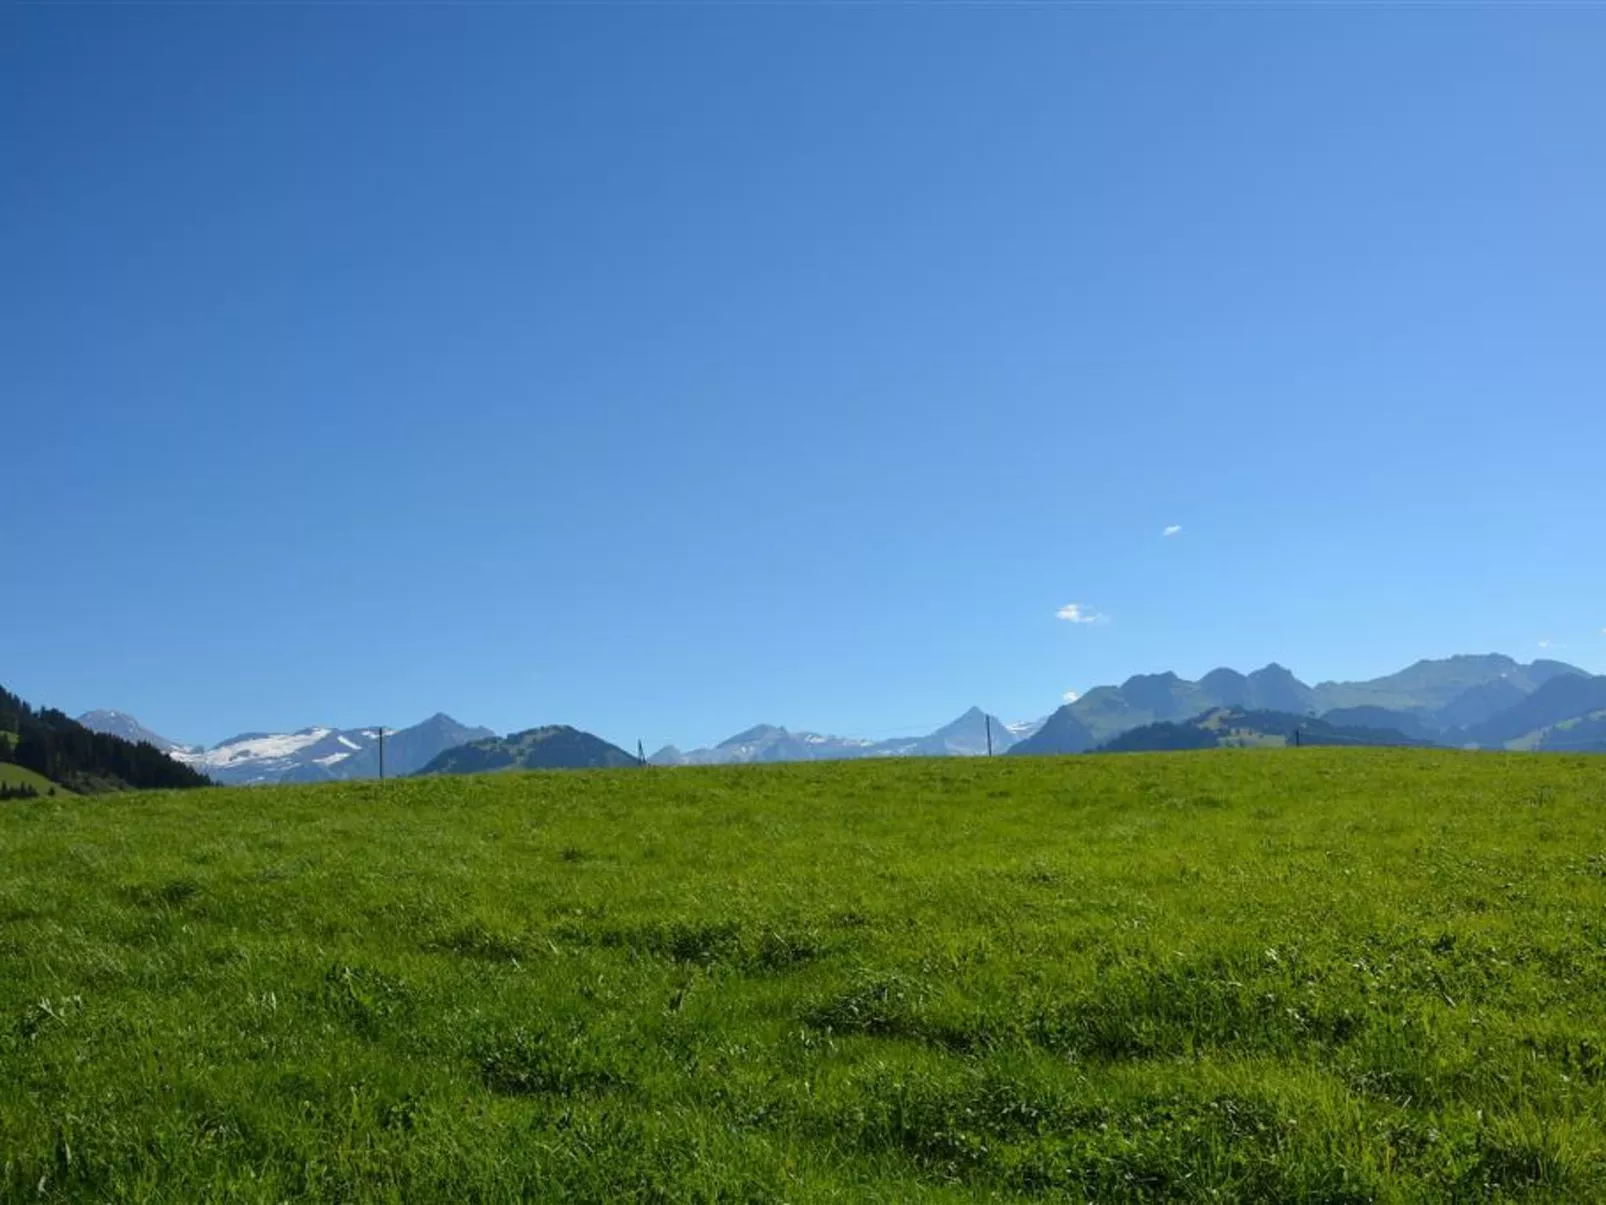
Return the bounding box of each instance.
[4,3,1603,751]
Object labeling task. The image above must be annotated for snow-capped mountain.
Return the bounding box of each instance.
[175,727,373,785]
[1005,717,1048,742]
[649,724,879,766]
[176,714,494,785]
[280,714,495,783]
[869,707,1022,758]
[649,707,1025,766]
[79,711,494,786]
[75,710,187,753]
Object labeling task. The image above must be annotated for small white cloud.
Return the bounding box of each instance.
[1163,524,1182,537]
[1055,603,1108,624]
[1062,689,1081,704]
[1538,639,1566,650]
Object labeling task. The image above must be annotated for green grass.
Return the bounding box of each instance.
[0,762,67,796]
[2,750,1604,1201]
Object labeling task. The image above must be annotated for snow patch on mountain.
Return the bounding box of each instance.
[654,707,1031,766]
[86,713,502,786]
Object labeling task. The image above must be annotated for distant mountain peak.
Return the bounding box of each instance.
[75,710,186,753]
[648,745,684,766]
[175,713,494,785]
[508,724,582,742]
[421,725,637,775]
[719,724,783,748]
[656,707,1022,766]
[1252,662,1297,678]
[1122,671,1180,688]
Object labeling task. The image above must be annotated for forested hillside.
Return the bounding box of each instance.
[0,685,211,794]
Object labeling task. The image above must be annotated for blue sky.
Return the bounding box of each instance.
[4,4,1603,751]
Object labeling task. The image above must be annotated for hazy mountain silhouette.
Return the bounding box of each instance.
[651,707,1017,766]
[1310,654,1585,714]
[1012,655,1586,756]
[1096,708,1435,754]
[1318,706,1439,743]
[1456,674,1606,748]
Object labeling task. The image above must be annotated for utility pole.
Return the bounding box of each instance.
[637,739,646,768]
[985,715,993,757]
[379,727,386,780]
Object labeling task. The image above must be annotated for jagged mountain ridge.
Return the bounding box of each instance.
[649,707,1025,766]
[1012,655,1594,757]
[169,714,495,785]
[68,652,1605,784]
[1013,663,1319,754]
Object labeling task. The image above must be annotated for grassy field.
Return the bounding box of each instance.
[2,751,1604,1201]
[0,762,67,796]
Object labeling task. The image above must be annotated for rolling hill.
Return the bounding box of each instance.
[1096,707,1436,753]
[419,725,639,775]
[1455,673,1606,748]
[1532,710,1606,753]
[0,762,70,798]
[1316,706,1441,743]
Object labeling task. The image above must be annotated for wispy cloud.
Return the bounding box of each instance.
[1163,524,1182,537]
[1055,603,1108,625]
[1538,639,1566,650]
[1063,689,1081,704]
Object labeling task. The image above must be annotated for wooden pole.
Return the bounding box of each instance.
[985,715,993,757]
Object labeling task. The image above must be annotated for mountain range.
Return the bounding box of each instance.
[1096,707,1440,754]
[76,711,494,786]
[69,652,1606,786]
[649,707,1030,766]
[1012,654,1604,756]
